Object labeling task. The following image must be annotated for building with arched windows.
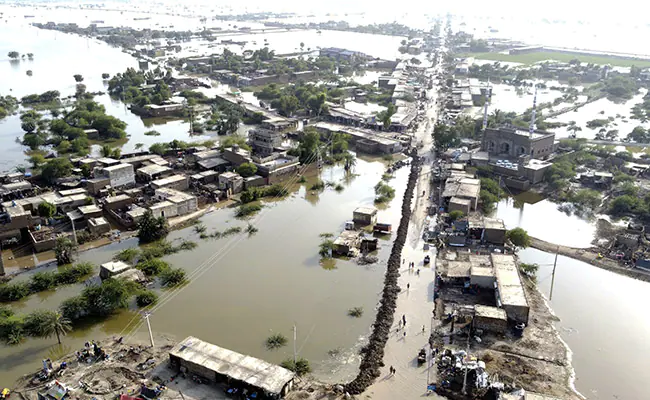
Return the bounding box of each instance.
[481,125,556,160]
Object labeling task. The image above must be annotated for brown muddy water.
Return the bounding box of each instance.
[0,157,409,385]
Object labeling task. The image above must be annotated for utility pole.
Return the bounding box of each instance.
[549,245,559,301]
[144,312,155,348]
[69,215,78,245]
[0,246,5,276]
[461,334,470,395]
[293,324,297,365]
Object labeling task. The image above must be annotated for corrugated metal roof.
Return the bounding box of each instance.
[170,336,295,395]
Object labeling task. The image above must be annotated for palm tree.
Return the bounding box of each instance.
[41,311,72,344]
[343,153,356,171]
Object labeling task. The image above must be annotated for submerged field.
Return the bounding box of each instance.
[462,51,650,68]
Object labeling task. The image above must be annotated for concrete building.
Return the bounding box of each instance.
[151,174,189,191]
[218,172,244,195]
[88,217,110,236]
[353,207,378,225]
[473,305,508,334]
[332,230,362,256]
[222,146,253,166]
[151,188,198,218]
[249,128,283,156]
[136,164,173,182]
[482,126,555,160]
[442,177,480,211]
[169,336,295,398]
[253,153,300,183]
[469,254,495,288]
[319,47,367,61]
[95,163,135,188]
[78,204,103,220]
[102,194,133,211]
[99,261,132,280]
[492,254,529,324]
[448,197,471,215]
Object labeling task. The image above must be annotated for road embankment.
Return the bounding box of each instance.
[530,237,650,283]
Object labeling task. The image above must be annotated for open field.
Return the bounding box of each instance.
[461,51,650,68]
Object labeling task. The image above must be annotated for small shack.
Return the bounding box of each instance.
[353,207,378,225]
[169,336,295,399]
[448,197,471,215]
[473,305,507,334]
[99,261,132,280]
[88,217,110,236]
[445,261,471,285]
[333,230,362,256]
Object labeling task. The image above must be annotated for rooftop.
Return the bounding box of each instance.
[492,254,528,308]
[137,164,172,176]
[100,261,131,274]
[474,305,507,320]
[354,207,378,216]
[105,194,132,204]
[446,261,471,278]
[78,205,101,215]
[169,336,295,395]
[155,187,196,203]
[151,174,187,187]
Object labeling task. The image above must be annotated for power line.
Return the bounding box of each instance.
[120,135,336,340]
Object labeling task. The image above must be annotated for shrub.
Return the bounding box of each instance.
[136,290,158,307]
[374,181,395,203]
[265,333,288,350]
[236,203,262,218]
[280,357,311,376]
[160,268,186,287]
[30,271,57,292]
[114,248,140,264]
[60,295,89,321]
[137,259,170,276]
[319,239,334,258]
[449,210,464,221]
[0,282,31,302]
[348,307,364,318]
[310,181,325,191]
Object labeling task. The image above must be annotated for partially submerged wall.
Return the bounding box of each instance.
[343,153,421,394]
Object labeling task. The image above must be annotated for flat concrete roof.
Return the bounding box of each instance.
[492,254,528,308]
[169,336,295,395]
[446,261,471,278]
[137,164,172,176]
[354,207,378,216]
[475,305,507,320]
[449,197,471,206]
[105,194,132,203]
[155,187,196,203]
[152,174,187,187]
[100,261,131,274]
[78,205,101,214]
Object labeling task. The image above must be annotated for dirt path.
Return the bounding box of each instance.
[529,236,650,283]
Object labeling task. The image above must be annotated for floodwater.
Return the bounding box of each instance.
[547,89,650,140]
[0,156,410,386]
[520,247,650,400]
[493,193,597,248]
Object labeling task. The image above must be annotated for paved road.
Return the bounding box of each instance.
[364,53,445,400]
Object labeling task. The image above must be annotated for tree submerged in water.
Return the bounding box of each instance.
[137,210,169,244]
[265,333,288,350]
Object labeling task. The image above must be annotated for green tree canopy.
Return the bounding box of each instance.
[54,236,77,265]
[507,227,531,249]
[137,210,170,243]
[236,162,258,178]
[38,201,56,218]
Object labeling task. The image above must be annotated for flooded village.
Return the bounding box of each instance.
[2,1,650,400]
